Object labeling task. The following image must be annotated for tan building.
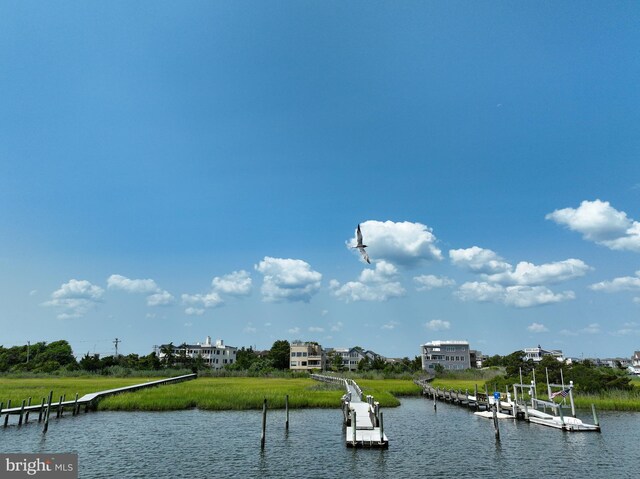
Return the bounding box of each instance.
[289,341,325,371]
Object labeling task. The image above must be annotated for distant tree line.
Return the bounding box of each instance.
[480,350,633,394]
[0,339,296,375]
[1,339,424,377]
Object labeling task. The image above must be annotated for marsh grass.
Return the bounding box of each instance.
[564,389,640,411]
[98,378,346,411]
[358,379,423,407]
[4,375,637,412]
[0,377,159,407]
[430,378,488,392]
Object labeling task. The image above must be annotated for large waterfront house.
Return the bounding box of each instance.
[158,336,237,369]
[523,345,564,363]
[421,340,471,371]
[325,346,385,371]
[289,341,326,371]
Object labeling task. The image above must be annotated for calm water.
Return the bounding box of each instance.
[2,398,639,478]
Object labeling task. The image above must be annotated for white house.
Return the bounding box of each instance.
[523,345,564,363]
[421,340,471,371]
[159,336,237,369]
[327,347,384,371]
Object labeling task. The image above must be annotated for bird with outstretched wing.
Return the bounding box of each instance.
[354,224,370,264]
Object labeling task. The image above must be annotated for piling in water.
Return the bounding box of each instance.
[379,411,384,444]
[591,404,599,427]
[4,400,11,427]
[18,400,26,426]
[285,395,289,430]
[38,397,45,423]
[25,397,32,423]
[352,410,357,446]
[492,402,500,441]
[260,398,267,450]
[43,391,53,434]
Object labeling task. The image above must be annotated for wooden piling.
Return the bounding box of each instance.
[25,397,32,423]
[43,391,53,434]
[492,402,500,441]
[56,396,63,418]
[4,400,10,427]
[18,400,26,426]
[379,411,384,444]
[260,398,267,450]
[38,397,45,422]
[352,410,357,446]
[73,393,79,416]
[0,401,3,423]
[285,394,289,430]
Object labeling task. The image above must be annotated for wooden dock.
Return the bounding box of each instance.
[415,378,600,432]
[311,374,388,448]
[0,373,197,430]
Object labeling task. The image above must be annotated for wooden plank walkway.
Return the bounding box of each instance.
[0,374,197,427]
[311,374,388,448]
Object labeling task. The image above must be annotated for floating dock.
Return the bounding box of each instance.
[311,374,388,448]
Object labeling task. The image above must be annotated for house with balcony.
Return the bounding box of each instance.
[289,341,326,371]
[158,336,237,369]
[326,347,385,371]
[523,345,564,363]
[421,340,471,371]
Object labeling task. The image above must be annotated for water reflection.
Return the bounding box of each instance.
[2,399,639,478]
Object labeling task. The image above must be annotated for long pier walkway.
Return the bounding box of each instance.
[1,373,197,429]
[415,378,600,432]
[311,374,388,448]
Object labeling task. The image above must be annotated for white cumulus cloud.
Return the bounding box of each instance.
[425,319,451,331]
[414,275,456,290]
[44,279,104,319]
[456,282,575,308]
[590,271,640,293]
[449,247,511,274]
[527,322,549,333]
[450,246,586,308]
[330,261,406,302]
[255,257,322,303]
[107,274,159,293]
[107,274,174,306]
[181,292,223,310]
[212,270,252,296]
[546,199,640,252]
[347,220,442,266]
[485,259,591,285]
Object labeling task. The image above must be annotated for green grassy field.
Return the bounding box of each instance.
[2,375,639,411]
[0,376,159,408]
[0,376,420,411]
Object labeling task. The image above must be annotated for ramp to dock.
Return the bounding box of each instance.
[309,374,388,448]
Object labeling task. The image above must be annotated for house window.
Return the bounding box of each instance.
[291,361,297,366]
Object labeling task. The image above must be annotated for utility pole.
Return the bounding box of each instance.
[26,341,30,364]
[114,338,121,358]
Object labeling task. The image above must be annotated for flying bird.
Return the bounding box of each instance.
[354,224,370,264]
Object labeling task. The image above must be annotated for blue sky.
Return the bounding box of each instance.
[1,2,639,360]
